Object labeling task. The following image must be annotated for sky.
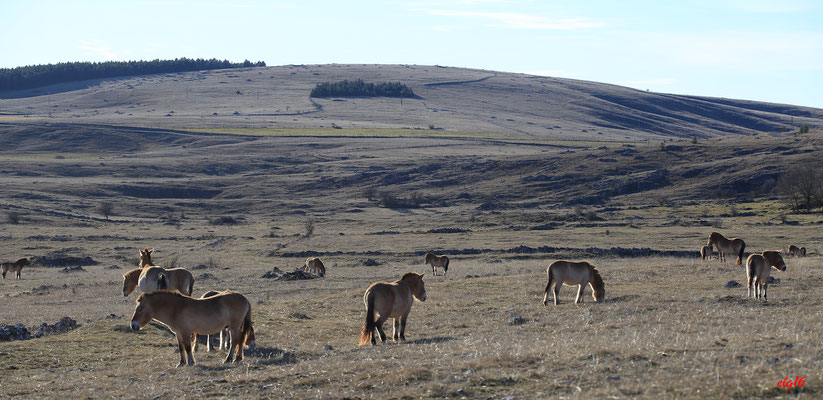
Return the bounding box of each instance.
[1,0,822,108]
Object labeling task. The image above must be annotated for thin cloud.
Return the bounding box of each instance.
[78,40,121,61]
[423,9,604,30]
[724,0,818,13]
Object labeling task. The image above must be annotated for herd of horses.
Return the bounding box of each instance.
[0,231,811,367]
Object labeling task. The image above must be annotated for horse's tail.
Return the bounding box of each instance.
[157,273,168,290]
[238,304,252,350]
[543,266,554,298]
[737,240,746,265]
[358,291,376,346]
[187,273,194,296]
[443,257,449,274]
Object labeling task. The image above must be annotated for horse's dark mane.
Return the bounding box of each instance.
[123,267,142,280]
[400,272,422,281]
[587,264,604,291]
[136,289,191,303]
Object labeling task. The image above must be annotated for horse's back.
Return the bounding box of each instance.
[365,281,410,317]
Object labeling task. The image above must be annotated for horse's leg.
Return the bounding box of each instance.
[575,284,585,304]
[375,316,388,343]
[763,282,768,301]
[224,326,240,363]
[175,335,187,367]
[192,333,199,352]
[183,335,195,366]
[553,285,560,305]
[392,318,400,341]
[746,274,753,298]
[399,312,409,341]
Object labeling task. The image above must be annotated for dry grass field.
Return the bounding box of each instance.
[1,65,823,398]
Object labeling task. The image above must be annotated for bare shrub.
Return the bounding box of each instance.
[6,212,20,224]
[209,216,239,225]
[304,218,315,237]
[777,165,823,211]
[98,202,114,221]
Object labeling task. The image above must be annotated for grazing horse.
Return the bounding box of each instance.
[358,272,427,346]
[130,290,253,367]
[788,245,806,257]
[700,245,713,261]
[122,266,194,296]
[1,258,29,280]
[303,257,326,277]
[542,260,605,305]
[424,253,449,276]
[193,290,256,352]
[746,251,787,300]
[706,232,746,264]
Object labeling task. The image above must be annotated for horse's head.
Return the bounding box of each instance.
[763,250,787,271]
[130,295,154,331]
[402,272,427,302]
[122,268,142,297]
[590,266,605,303]
[139,248,154,267]
[245,324,256,349]
[707,232,719,246]
[18,258,30,267]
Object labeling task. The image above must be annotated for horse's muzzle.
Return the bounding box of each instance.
[420,293,427,302]
[130,322,140,331]
[781,265,787,271]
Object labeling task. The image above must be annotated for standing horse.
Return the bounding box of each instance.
[1,258,29,280]
[706,232,746,264]
[542,260,605,305]
[746,251,787,300]
[700,245,713,261]
[358,272,427,346]
[303,257,326,277]
[788,245,806,257]
[130,290,252,367]
[192,290,256,352]
[424,253,449,276]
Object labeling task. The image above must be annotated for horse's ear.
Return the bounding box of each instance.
[149,248,154,254]
[420,272,425,277]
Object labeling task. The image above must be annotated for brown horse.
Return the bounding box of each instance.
[424,253,449,276]
[130,290,252,367]
[358,272,427,346]
[707,232,746,264]
[121,266,194,296]
[303,257,326,277]
[746,251,786,300]
[193,290,256,352]
[542,260,605,305]
[700,245,713,261]
[1,258,29,280]
[788,245,806,257]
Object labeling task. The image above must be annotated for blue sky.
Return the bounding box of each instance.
[1,0,821,108]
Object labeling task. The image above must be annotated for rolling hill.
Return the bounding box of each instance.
[1,64,821,142]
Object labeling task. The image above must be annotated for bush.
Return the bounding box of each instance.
[6,212,20,224]
[209,216,239,225]
[310,79,415,98]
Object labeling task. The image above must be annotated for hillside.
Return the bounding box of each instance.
[1,64,821,141]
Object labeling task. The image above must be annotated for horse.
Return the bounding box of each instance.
[706,232,746,264]
[303,257,326,277]
[746,250,787,300]
[122,266,194,296]
[424,253,449,276]
[139,247,154,268]
[130,290,252,367]
[700,245,713,261]
[358,272,427,346]
[1,258,29,280]
[542,260,605,305]
[788,245,806,257]
[193,290,256,352]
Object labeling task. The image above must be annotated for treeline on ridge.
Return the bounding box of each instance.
[0,58,266,92]
[310,79,416,98]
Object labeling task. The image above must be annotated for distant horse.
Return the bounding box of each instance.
[1,258,29,280]
[700,245,713,261]
[303,257,326,277]
[424,253,449,276]
[193,290,256,352]
[358,272,427,346]
[139,248,155,268]
[130,290,253,367]
[122,266,194,296]
[707,232,746,264]
[788,245,806,257]
[542,260,605,305]
[746,250,787,300]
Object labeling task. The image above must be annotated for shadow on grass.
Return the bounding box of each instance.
[405,336,459,345]
[604,294,640,304]
[246,346,297,366]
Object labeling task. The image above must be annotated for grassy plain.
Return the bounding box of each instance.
[0,121,821,398]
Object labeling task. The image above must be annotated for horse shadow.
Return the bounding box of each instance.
[245,346,297,366]
[404,336,459,345]
[604,294,640,304]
